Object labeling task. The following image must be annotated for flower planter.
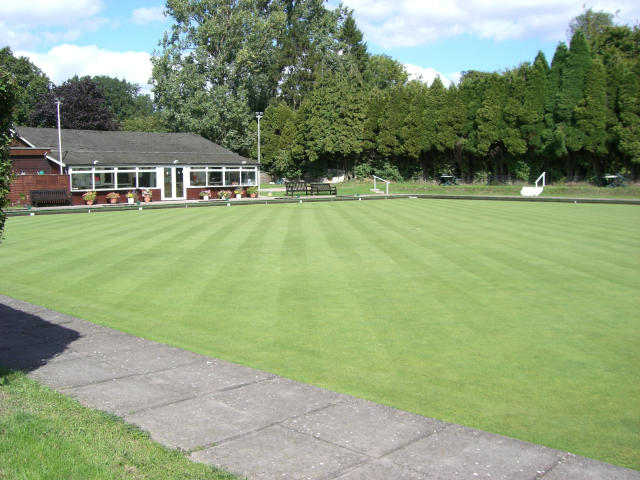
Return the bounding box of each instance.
[127,197,134,204]
[110,198,117,204]
[86,200,93,206]
[144,197,151,203]
[235,194,242,199]
[202,195,209,201]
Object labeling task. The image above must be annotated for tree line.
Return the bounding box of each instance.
[2,2,639,183]
[151,2,639,183]
[0,47,166,132]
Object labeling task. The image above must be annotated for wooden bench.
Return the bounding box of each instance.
[309,183,337,195]
[30,189,71,207]
[285,181,310,196]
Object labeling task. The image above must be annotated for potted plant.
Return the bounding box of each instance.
[126,191,135,204]
[247,186,258,198]
[82,191,97,205]
[217,190,228,200]
[106,192,120,204]
[199,189,211,200]
[141,189,153,202]
[234,188,243,199]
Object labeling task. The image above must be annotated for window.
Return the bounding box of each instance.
[225,169,240,186]
[191,169,206,186]
[117,170,135,188]
[138,169,157,188]
[71,172,92,190]
[208,169,223,186]
[94,170,114,189]
[241,169,256,185]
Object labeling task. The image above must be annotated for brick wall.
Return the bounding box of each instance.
[9,175,70,205]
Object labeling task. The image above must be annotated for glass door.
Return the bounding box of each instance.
[162,167,185,200]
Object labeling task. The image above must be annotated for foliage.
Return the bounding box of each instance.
[105,192,120,200]
[0,47,52,125]
[199,189,211,198]
[28,77,118,130]
[81,191,97,202]
[141,188,153,198]
[0,67,17,242]
[120,114,170,132]
[151,4,640,183]
[91,75,154,122]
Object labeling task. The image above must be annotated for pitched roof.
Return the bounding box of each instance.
[13,127,256,166]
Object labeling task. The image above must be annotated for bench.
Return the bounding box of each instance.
[310,183,337,195]
[30,189,71,207]
[285,181,310,196]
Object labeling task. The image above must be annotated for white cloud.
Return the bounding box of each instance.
[338,0,640,48]
[16,45,153,94]
[403,63,461,87]
[0,0,107,50]
[132,7,165,25]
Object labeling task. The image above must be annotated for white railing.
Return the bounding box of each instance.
[372,175,390,195]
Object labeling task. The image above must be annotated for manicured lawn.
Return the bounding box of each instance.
[1,199,638,470]
[0,368,238,479]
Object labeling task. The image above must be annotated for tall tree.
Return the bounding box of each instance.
[91,75,154,121]
[0,67,17,242]
[0,47,52,125]
[295,66,366,175]
[28,77,118,130]
[568,7,615,49]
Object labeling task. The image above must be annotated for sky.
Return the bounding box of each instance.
[1,0,639,95]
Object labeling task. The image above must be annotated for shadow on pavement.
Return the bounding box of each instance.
[0,302,80,373]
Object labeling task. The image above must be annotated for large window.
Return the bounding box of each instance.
[190,169,206,186]
[117,170,135,188]
[70,166,157,191]
[137,169,157,188]
[241,169,256,185]
[70,165,257,190]
[225,169,240,186]
[208,169,223,186]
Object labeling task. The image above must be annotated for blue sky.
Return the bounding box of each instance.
[2,0,639,94]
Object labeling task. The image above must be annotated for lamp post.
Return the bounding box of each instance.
[55,98,63,174]
[255,111,263,192]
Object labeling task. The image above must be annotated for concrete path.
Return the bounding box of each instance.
[1,294,638,480]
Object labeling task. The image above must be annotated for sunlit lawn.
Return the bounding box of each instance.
[1,199,638,469]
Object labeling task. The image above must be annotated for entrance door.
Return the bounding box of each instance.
[162,167,185,200]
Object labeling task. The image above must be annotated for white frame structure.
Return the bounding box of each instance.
[69,165,259,195]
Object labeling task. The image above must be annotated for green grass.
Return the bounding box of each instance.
[0,368,238,479]
[1,199,639,470]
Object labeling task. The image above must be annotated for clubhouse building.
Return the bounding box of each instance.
[9,127,259,205]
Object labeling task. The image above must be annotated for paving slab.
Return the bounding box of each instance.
[541,454,640,480]
[66,373,196,416]
[191,424,366,480]
[91,342,205,374]
[283,397,448,457]
[126,393,272,449]
[209,376,349,424]
[334,458,429,480]
[386,423,563,479]
[29,356,132,389]
[0,339,84,371]
[151,358,275,395]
